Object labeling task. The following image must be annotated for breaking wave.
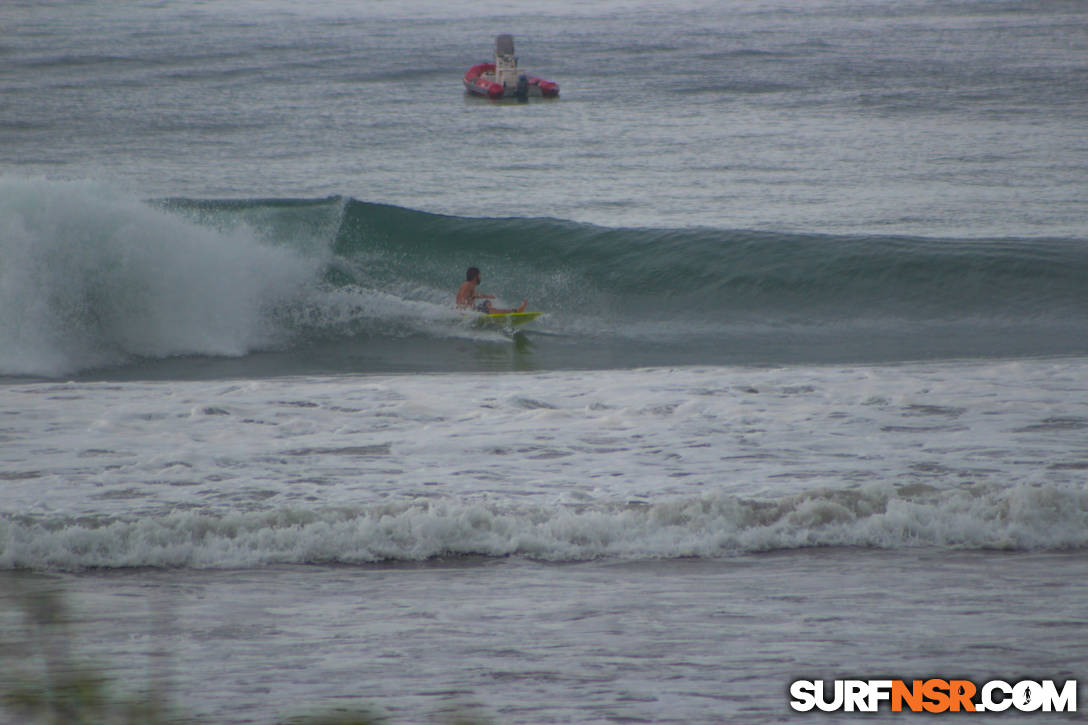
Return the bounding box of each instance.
[3,483,1086,570]
[3,177,1088,376]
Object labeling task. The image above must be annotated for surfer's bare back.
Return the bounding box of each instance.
[456,267,527,313]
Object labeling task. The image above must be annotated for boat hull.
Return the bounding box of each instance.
[463,63,558,99]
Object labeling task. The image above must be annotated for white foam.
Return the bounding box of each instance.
[0,178,320,376]
[3,483,1087,570]
[282,284,501,342]
[2,359,1088,569]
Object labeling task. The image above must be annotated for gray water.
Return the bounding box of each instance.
[5,0,1086,237]
[6,550,1088,724]
[2,0,1087,722]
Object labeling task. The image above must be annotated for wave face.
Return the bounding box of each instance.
[4,179,1088,377]
[323,195,1088,325]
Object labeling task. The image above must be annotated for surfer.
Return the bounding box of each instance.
[456,267,527,313]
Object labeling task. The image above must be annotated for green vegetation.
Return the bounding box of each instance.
[1,587,486,725]
[2,588,180,725]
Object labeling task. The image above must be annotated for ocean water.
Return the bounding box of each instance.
[2,0,1088,722]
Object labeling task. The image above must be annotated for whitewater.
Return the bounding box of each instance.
[2,0,1088,722]
[5,361,1088,568]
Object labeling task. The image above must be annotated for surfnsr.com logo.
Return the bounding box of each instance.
[789,679,1077,714]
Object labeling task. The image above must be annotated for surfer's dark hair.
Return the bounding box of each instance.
[466,267,480,282]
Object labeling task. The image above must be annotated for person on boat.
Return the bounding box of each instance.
[456,267,527,313]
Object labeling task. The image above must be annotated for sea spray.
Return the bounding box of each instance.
[0,179,321,376]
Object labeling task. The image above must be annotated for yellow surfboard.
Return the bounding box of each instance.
[474,311,543,328]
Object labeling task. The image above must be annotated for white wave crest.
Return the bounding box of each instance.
[3,484,1086,570]
[0,178,320,376]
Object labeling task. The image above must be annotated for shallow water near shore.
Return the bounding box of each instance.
[5,549,1087,724]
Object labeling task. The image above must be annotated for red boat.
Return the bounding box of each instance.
[463,35,559,100]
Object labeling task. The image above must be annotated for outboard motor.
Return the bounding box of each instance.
[516,73,530,101]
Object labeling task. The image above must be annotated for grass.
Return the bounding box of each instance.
[1,587,487,725]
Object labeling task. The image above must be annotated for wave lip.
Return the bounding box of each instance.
[4,484,1086,571]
